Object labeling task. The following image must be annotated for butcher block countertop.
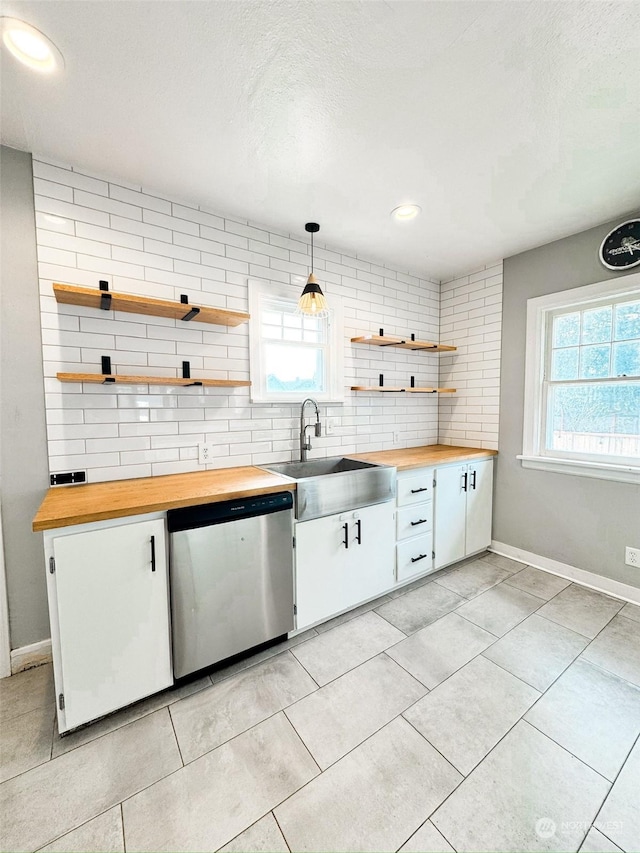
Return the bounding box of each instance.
[351,444,498,471]
[32,467,296,531]
[33,444,497,531]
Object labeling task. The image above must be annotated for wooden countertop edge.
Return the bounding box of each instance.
[33,445,497,531]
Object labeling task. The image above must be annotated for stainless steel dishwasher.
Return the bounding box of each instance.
[167,492,294,678]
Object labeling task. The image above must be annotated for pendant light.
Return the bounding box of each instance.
[297,222,329,317]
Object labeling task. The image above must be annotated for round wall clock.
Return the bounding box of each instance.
[599,219,640,270]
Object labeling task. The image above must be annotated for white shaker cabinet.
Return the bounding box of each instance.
[433,459,494,569]
[395,467,435,583]
[294,501,395,630]
[45,515,173,732]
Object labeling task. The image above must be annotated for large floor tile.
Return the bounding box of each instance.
[537,585,623,639]
[483,614,589,691]
[456,583,542,637]
[620,602,640,623]
[578,827,623,853]
[285,653,426,769]
[314,594,392,632]
[38,807,124,853]
[209,628,318,685]
[505,566,571,600]
[386,572,438,600]
[432,721,610,852]
[405,655,539,775]
[387,612,496,689]
[122,712,318,853]
[217,813,289,853]
[291,611,405,686]
[375,582,465,634]
[434,559,514,599]
[52,675,209,758]
[581,613,640,687]
[170,652,317,763]
[0,664,55,722]
[0,709,181,853]
[399,820,455,852]
[525,658,640,781]
[480,553,526,573]
[275,717,462,852]
[0,705,54,783]
[594,738,640,853]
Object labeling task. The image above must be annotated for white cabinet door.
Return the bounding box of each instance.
[347,502,395,602]
[466,459,494,555]
[433,464,467,569]
[295,502,395,631]
[295,513,348,630]
[51,518,172,731]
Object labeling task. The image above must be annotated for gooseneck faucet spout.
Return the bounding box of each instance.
[299,398,321,462]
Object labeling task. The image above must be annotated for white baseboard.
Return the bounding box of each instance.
[10,638,52,675]
[490,541,640,607]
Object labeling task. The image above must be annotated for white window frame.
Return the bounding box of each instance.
[248,278,344,404]
[519,271,640,484]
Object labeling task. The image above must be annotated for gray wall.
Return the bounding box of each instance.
[496,213,640,588]
[0,146,50,648]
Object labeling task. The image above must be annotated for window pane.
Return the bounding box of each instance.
[581,306,612,345]
[263,311,282,326]
[553,313,580,348]
[551,347,579,380]
[261,324,282,340]
[547,382,640,457]
[283,314,302,329]
[613,341,640,377]
[579,344,610,379]
[614,302,640,341]
[265,343,325,393]
[303,330,321,343]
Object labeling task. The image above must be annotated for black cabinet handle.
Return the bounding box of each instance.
[471,470,477,490]
[355,518,362,545]
[410,486,428,494]
[462,472,468,492]
[150,535,156,572]
[342,523,349,549]
[410,518,427,527]
[411,554,428,563]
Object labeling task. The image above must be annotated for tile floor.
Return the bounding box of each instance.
[1,552,639,853]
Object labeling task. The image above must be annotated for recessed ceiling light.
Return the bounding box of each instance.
[391,204,421,222]
[1,17,64,73]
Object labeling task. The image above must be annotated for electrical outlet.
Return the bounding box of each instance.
[393,430,400,444]
[198,442,214,465]
[625,546,640,567]
[325,418,335,435]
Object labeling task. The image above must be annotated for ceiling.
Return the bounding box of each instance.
[2,1,639,280]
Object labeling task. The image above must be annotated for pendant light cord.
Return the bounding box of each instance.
[310,230,314,274]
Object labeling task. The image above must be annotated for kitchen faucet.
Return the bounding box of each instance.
[299,398,321,462]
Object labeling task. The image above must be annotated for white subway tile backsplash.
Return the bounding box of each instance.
[34,158,500,481]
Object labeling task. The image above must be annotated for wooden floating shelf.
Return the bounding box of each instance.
[57,373,250,388]
[53,283,250,327]
[350,386,456,394]
[351,334,456,352]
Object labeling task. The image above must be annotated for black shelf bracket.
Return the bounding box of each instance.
[101,354,115,383]
[410,376,415,388]
[180,294,200,322]
[99,280,111,310]
[182,361,191,379]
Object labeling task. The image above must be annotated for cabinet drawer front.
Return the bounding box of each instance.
[397,470,434,506]
[396,534,433,581]
[396,503,432,540]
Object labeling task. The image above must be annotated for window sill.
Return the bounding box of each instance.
[517,455,640,484]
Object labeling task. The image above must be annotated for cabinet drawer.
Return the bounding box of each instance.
[396,534,433,582]
[397,470,434,506]
[396,503,432,541]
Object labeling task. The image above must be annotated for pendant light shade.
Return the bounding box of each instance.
[297,222,329,317]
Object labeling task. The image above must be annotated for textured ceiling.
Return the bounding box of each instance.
[2,0,639,279]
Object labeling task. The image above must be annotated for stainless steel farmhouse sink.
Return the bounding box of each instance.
[260,456,396,521]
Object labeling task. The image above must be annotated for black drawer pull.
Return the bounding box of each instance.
[342,523,349,549]
[150,535,156,572]
[355,518,362,545]
[471,470,477,490]
[411,554,428,563]
[410,519,427,527]
[462,472,468,492]
[410,486,428,494]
